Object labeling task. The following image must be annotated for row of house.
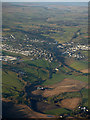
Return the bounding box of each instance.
[0,55,17,61]
[2,43,54,62]
[57,42,89,59]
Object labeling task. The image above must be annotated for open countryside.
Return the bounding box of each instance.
[2,2,89,119]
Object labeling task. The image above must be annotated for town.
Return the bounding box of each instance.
[2,44,55,63]
[2,34,89,61]
[58,42,89,59]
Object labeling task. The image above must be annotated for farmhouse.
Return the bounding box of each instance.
[55,68,59,71]
[37,87,44,90]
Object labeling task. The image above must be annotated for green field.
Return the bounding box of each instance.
[43,71,88,86]
[23,59,50,68]
[43,72,65,85]
[81,88,88,107]
[67,74,88,82]
[56,92,81,100]
[42,27,80,43]
[23,67,49,81]
[2,2,88,45]
[70,60,88,71]
[44,108,71,115]
[23,59,58,69]
[2,70,24,98]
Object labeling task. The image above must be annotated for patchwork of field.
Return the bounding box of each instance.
[2,53,89,117]
[65,58,88,72]
[2,2,88,45]
[2,2,89,118]
[32,78,87,97]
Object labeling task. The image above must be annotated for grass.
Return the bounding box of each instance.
[23,67,38,77]
[23,59,50,68]
[2,70,24,97]
[42,26,79,43]
[38,68,49,80]
[43,72,65,85]
[23,58,58,69]
[44,108,71,115]
[43,69,88,86]
[58,92,81,99]
[80,51,88,58]
[3,2,87,45]
[23,67,49,80]
[70,61,88,71]
[81,88,88,107]
[59,66,70,73]
[68,74,88,82]
[70,62,88,70]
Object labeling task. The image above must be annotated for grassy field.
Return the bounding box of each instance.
[23,67,49,81]
[43,72,65,85]
[44,108,71,115]
[23,59,50,68]
[2,70,24,98]
[67,74,88,82]
[2,2,87,45]
[70,61,88,71]
[23,67,38,77]
[38,68,49,80]
[43,70,88,86]
[23,58,59,69]
[42,27,79,43]
[57,92,81,99]
[81,51,88,57]
[81,88,88,107]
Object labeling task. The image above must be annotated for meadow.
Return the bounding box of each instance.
[2,70,24,98]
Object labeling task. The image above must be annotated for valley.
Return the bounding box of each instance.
[1,2,89,119]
